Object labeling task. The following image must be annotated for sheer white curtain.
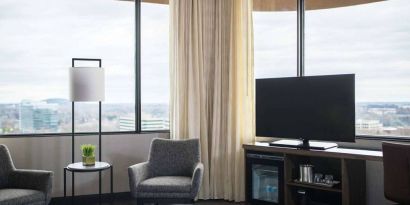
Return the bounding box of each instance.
[170,0,254,201]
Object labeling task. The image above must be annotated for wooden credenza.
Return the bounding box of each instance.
[243,142,383,205]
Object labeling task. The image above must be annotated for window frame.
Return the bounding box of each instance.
[0,0,170,138]
[3,0,407,140]
[253,0,410,142]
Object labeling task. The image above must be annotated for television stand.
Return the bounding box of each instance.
[269,139,338,150]
[244,142,381,205]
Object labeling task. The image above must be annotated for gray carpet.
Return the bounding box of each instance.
[50,197,245,205]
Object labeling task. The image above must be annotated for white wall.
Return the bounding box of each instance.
[0,133,168,197]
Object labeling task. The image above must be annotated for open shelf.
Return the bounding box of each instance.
[244,144,369,205]
[287,181,342,193]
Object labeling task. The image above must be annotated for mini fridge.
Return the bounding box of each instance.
[246,152,284,205]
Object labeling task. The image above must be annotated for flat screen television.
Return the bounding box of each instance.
[256,74,355,149]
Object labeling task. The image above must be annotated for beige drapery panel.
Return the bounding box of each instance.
[170,0,254,201]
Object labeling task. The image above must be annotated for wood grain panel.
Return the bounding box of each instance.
[253,0,384,11]
[243,142,383,161]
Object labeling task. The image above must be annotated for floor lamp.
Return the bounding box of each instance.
[69,58,105,163]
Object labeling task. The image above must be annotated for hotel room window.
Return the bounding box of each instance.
[305,0,410,138]
[253,0,297,79]
[0,0,135,134]
[141,2,170,131]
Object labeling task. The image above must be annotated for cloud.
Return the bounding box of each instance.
[1,0,409,104]
[254,0,410,102]
[0,0,169,104]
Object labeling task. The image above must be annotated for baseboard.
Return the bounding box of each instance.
[50,192,132,205]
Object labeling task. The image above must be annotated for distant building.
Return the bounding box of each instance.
[382,127,398,134]
[19,101,34,132]
[19,100,58,133]
[356,119,383,130]
[119,117,169,131]
[368,107,397,115]
[397,127,410,136]
[142,119,170,130]
[119,117,135,131]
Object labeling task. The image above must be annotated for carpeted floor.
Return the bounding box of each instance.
[50,194,245,205]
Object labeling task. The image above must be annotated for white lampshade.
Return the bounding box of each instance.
[69,67,105,102]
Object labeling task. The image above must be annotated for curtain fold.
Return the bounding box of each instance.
[170,0,254,201]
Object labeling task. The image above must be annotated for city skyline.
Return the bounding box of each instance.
[1,100,410,137]
[0,99,170,134]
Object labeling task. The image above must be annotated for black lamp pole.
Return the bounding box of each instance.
[71,58,103,200]
[71,58,103,163]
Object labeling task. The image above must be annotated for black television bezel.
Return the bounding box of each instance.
[255,74,356,143]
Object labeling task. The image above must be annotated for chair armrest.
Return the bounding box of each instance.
[9,169,53,192]
[9,169,53,204]
[191,162,204,196]
[128,162,151,197]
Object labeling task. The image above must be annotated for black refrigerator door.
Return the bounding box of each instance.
[246,153,284,205]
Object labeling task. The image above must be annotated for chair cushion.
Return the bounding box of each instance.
[148,139,200,176]
[0,188,45,205]
[137,176,192,193]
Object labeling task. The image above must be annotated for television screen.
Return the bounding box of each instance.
[256,74,355,142]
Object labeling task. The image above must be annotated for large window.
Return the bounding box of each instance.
[0,0,135,134]
[306,0,410,138]
[254,3,297,79]
[141,2,170,131]
[254,0,410,138]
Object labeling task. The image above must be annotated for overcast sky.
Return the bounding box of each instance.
[0,0,169,104]
[254,0,410,102]
[0,0,409,104]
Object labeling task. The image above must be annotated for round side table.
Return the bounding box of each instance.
[64,162,113,205]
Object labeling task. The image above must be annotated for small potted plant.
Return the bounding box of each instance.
[81,144,96,166]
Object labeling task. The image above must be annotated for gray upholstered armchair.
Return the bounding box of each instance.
[0,144,53,205]
[128,138,204,205]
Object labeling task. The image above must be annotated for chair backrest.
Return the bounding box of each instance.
[382,142,410,204]
[148,138,200,177]
[0,144,15,188]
